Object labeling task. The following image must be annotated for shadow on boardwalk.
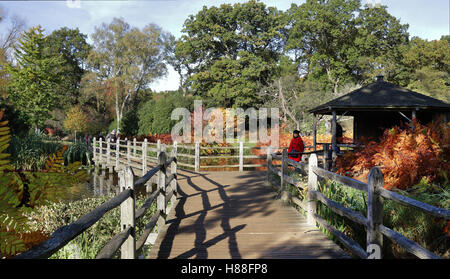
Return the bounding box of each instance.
[147,169,349,259]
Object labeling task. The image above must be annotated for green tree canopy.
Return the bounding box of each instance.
[7,25,64,130]
[137,91,192,135]
[44,27,91,108]
[175,0,286,108]
[286,0,409,92]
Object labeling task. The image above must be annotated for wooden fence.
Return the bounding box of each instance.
[89,137,357,173]
[14,147,178,259]
[92,137,274,172]
[267,150,450,259]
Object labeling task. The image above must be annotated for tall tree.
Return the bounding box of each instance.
[400,36,450,102]
[286,0,409,93]
[64,105,88,139]
[7,25,64,131]
[44,27,91,108]
[175,0,286,108]
[354,3,409,84]
[87,18,171,133]
[286,0,361,94]
[0,11,26,99]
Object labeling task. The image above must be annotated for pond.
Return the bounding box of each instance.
[65,169,156,202]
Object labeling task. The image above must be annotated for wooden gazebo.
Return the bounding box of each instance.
[308,75,450,162]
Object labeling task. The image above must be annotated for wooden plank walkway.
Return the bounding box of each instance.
[147,170,350,259]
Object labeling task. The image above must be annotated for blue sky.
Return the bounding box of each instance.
[0,0,448,91]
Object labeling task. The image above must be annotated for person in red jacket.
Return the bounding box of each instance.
[288,130,305,162]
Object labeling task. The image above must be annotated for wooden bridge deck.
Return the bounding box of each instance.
[147,170,349,259]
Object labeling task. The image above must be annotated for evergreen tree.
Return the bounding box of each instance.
[7,25,64,131]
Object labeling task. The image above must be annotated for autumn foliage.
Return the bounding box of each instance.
[335,120,450,190]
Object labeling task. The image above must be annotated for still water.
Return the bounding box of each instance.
[66,169,155,202]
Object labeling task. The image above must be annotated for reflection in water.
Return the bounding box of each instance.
[67,168,155,202]
[92,170,119,197]
[65,169,118,202]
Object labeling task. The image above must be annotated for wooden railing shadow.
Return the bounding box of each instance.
[156,170,247,259]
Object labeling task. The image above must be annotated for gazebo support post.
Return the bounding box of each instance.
[313,114,317,152]
[331,110,337,169]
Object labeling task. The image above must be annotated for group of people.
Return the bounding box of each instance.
[83,129,118,147]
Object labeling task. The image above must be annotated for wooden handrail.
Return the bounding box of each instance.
[16,139,179,259]
[96,226,132,259]
[14,188,132,259]
[266,151,448,259]
[379,188,450,220]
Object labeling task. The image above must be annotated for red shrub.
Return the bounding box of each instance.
[336,120,450,190]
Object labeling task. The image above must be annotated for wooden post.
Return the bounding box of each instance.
[157,139,161,159]
[119,166,135,259]
[171,141,178,199]
[239,141,244,172]
[323,143,329,171]
[412,110,417,132]
[266,146,272,183]
[194,142,200,172]
[107,139,113,173]
[133,138,137,158]
[142,138,148,174]
[127,139,131,165]
[331,110,337,169]
[115,138,119,170]
[106,138,110,165]
[107,174,113,196]
[313,114,317,152]
[157,150,167,230]
[307,153,318,225]
[99,137,104,169]
[280,149,288,193]
[367,167,384,259]
[93,137,97,163]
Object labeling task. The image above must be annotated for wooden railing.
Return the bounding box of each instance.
[90,136,359,173]
[91,137,292,172]
[267,150,450,259]
[14,148,178,259]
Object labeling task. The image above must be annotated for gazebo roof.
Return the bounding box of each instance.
[309,77,450,115]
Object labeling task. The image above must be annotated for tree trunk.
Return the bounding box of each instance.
[278,78,300,131]
[115,81,121,134]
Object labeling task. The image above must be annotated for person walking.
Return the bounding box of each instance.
[288,129,305,162]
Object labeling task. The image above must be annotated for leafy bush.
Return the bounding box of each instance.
[336,120,450,190]
[0,110,90,257]
[137,91,192,136]
[120,109,139,136]
[0,99,31,136]
[8,133,62,171]
[64,141,91,166]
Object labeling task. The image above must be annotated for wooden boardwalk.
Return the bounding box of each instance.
[147,170,349,259]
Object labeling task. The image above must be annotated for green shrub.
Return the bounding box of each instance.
[138,91,192,136]
[120,109,139,136]
[8,134,62,171]
[64,141,91,166]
